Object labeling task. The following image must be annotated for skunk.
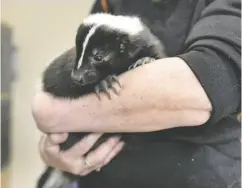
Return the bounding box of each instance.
[44,13,166,99]
[37,13,166,188]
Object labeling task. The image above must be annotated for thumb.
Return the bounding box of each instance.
[49,133,69,145]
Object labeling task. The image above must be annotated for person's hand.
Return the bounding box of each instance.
[39,133,125,176]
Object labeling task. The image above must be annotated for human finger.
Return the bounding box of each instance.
[63,133,103,158]
[78,136,121,175]
[39,134,49,164]
[39,134,59,167]
[102,141,125,166]
[39,134,63,168]
[39,134,87,174]
[49,133,68,145]
[94,141,125,172]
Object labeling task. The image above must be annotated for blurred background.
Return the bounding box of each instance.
[1,1,95,187]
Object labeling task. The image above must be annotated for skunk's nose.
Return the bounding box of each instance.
[71,71,83,83]
[71,69,99,86]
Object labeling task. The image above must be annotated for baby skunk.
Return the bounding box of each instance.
[44,13,166,99]
[37,13,166,188]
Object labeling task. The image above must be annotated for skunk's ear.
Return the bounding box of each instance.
[114,34,127,54]
[118,34,142,58]
[119,36,128,53]
[126,37,144,59]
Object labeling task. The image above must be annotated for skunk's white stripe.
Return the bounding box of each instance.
[77,25,98,69]
[83,13,144,35]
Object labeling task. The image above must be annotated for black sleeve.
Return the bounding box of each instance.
[178,0,241,124]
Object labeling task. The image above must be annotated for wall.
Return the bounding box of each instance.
[1,1,94,187]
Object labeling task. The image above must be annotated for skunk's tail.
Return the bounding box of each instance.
[36,167,77,188]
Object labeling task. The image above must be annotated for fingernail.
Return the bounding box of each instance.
[113,135,121,139]
[118,141,125,150]
[115,135,122,141]
[109,137,121,144]
[120,141,125,146]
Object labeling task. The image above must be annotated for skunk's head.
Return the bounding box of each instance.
[42,47,96,98]
[41,13,165,99]
[71,13,149,86]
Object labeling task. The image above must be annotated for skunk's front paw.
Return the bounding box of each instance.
[94,75,121,99]
[128,57,156,70]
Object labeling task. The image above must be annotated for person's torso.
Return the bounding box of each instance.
[79,1,241,187]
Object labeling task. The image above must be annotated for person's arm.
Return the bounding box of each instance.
[32,57,212,133]
[32,0,240,134]
[178,0,241,124]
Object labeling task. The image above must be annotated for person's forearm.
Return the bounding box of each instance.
[32,57,212,134]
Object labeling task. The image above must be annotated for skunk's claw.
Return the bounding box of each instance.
[94,75,121,100]
[106,75,120,94]
[111,75,122,88]
[128,57,156,70]
[94,86,100,99]
[95,80,111,99]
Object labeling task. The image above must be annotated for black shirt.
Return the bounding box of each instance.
[77,0,241,188]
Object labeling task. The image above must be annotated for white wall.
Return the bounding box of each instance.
[1,1,94,187]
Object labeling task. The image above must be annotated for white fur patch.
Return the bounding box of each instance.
[42,169,70,188]
[77,25,99,69]
[83,13,144,35]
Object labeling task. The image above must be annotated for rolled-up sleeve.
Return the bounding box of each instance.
[178,0,241,124]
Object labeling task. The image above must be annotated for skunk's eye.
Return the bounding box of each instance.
[94,55,103,62]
